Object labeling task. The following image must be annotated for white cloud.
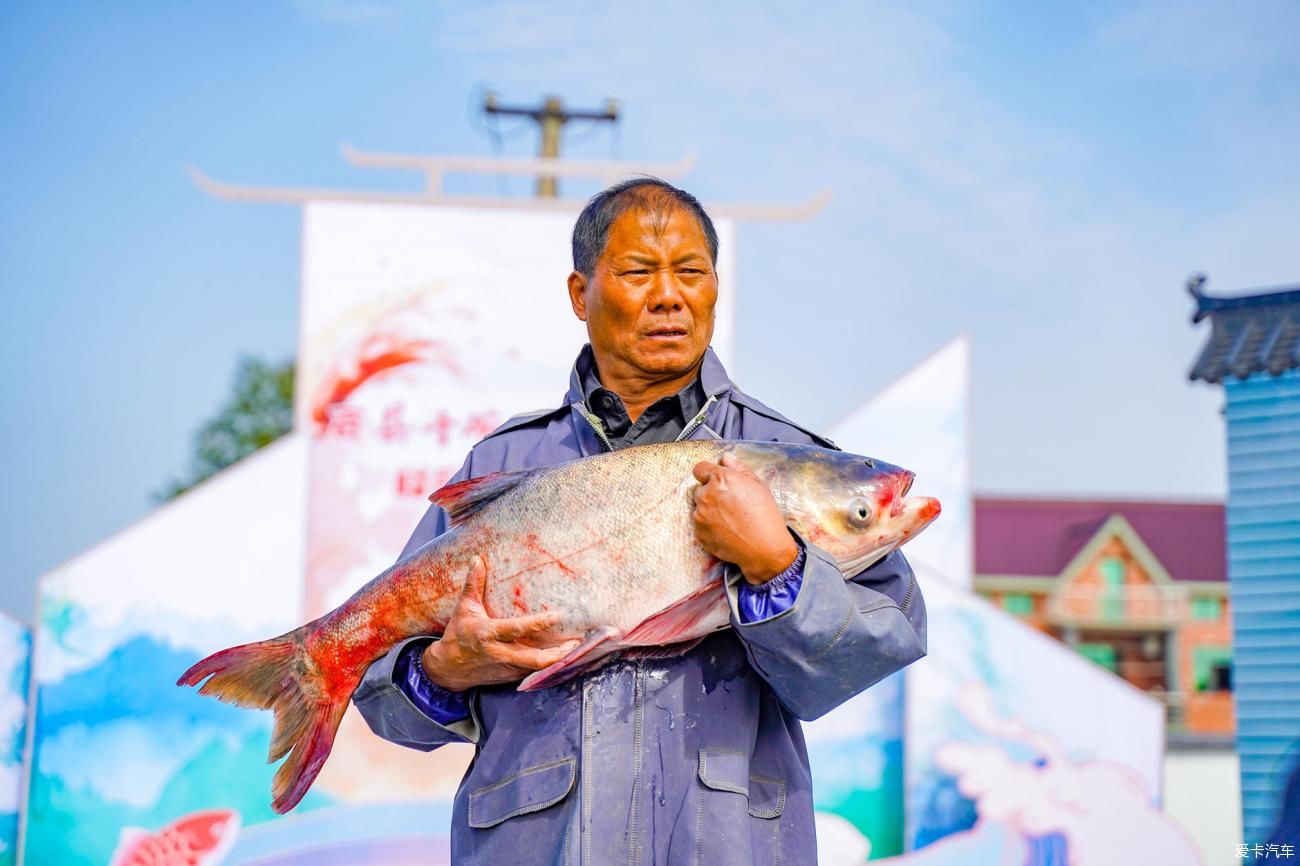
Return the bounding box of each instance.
[37,719,232,809]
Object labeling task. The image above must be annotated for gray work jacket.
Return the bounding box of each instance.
[354,345,928,865]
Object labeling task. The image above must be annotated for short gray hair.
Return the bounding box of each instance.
[571,177,719,278]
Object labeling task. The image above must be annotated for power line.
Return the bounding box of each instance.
[482,92,620,198]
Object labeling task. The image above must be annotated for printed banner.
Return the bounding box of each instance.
[900,577,1195,864]
[0,615,27,866]
[811,337,972,862]
[23,437,310,863]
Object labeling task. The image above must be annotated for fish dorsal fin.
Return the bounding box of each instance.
[428,469,532,525]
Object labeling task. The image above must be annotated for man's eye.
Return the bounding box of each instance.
[624,269,650,276]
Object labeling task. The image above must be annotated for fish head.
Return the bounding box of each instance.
[734,443,941,575]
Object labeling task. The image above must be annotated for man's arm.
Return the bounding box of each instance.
[691,452,927,721]
[726,542,926,720]
[352,460,481,750]
[352,458,578,750]
[352,634,482,750]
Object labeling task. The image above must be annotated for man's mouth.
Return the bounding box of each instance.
[644,327,688,340]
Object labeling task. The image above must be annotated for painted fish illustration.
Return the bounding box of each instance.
[109,809,240,866]
[178,440,940,814]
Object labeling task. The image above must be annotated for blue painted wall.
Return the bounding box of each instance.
[1223,368,1300,843]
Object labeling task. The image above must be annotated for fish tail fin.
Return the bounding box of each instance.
[269,697,349,814]
[177,627,351,814]
[177,633,300,709]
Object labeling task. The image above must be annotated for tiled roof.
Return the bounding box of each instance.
[975,498,1226,583]
[1188,273,1300,384]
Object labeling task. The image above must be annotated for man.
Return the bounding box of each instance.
[354,179,927,865]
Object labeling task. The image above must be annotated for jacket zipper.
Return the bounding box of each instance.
[577,403,615,452]
[675,395,718,442]
[581,679,594,866]
[570,393,715,863]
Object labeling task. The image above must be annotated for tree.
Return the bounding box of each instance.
[157,355,295,501]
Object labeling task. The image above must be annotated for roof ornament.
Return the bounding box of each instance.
[1187,272,1210,322]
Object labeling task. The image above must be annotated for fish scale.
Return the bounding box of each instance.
[177,439,940,814]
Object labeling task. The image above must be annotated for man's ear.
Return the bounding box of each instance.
[567,271,588,321]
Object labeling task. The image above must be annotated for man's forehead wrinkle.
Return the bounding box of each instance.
[619,189,682,237]
[602,203,703,265]
[644,201,673,242]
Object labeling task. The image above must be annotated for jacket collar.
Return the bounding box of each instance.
[563,343,733,408]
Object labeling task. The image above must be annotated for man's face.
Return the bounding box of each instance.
[568,204,718,381]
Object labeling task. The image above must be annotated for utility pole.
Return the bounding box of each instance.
[483,92,620,198]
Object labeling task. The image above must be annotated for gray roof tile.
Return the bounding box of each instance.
[1187,274,1300,383]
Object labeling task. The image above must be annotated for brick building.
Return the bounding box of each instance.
[974,498,1232,735]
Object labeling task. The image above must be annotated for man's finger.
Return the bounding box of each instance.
[457,555,489,610]
[693,460,719,484]
[498,642,580,671]
[490,610,562,642]
[719,452,751,474]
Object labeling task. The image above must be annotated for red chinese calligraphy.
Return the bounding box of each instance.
[379,403,410,442]
[325,404,362,438]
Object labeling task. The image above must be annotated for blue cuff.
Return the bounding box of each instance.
[737,539,806,623]
[393,639,471,726]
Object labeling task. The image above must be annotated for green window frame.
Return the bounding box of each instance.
[1192,645,1232,692]
[1002,592,1034,615]
[1191,596,1222,621]
[1098,557,1125,620]
[1077,642,1118,673]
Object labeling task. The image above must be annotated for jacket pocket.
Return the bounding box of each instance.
[467,757,577,829]
[697,748,787,819]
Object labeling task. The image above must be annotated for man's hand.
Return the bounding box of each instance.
[422,555,579,692]
[692,452,799,586]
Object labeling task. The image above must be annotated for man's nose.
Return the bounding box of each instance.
[646,269,685,310]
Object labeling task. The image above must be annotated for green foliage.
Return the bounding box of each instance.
[156,356,294,501]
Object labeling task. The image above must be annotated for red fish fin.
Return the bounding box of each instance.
[269,699,349,814]
[517,626,621,692]
[428,469,533,526]
[620,580,729,647]
[621,637,706,661]
[178,627,353,814]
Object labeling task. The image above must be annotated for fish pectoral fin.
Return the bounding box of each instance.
[620,580,729,647]
[620,637,706,662]
[428,468,534,526]
[516,581,729,692]
[517,626,622,692]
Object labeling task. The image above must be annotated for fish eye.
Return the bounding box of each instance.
[848,496,873,528]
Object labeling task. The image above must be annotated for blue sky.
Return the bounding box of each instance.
[3,0,1298,621]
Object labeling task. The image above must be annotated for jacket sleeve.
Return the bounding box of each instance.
[724,531,927,721]
[352,456,484,749]
[735,540,805,623]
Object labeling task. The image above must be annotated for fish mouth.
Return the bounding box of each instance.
[915,496,942,523]
[889,470,915,518]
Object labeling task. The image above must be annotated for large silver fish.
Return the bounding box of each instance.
[178,440,941,813]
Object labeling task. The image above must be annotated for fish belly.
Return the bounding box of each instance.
[477,441,726,644]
